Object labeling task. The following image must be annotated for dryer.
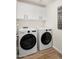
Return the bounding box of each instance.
[18,28,37,57]
[38,28,53,50]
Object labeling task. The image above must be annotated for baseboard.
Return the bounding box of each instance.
[53,46,62,56]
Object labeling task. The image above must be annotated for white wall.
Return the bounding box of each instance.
[16,19,46,29]
[46,0,62,53]
[16,1,47,29]
[16,1,47,20]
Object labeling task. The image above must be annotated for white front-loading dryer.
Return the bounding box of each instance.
[18,28,37,57]
[38,28,53,50]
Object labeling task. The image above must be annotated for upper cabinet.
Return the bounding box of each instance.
[16,1,47,20]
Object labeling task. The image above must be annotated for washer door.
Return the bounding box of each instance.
[20,34,36,50]
[41,32,52,45]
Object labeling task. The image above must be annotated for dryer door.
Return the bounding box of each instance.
[41,32,52,45]
[20,34,36,50]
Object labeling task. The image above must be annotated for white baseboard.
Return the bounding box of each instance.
[53,46,62,54]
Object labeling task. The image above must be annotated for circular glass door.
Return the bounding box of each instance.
[41,32,52,45]
[20,34,36,50]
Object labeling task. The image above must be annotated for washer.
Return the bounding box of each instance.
[18,28,37,57]
[38,28,53,50]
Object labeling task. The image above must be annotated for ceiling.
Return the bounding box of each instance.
[17,0,55,7]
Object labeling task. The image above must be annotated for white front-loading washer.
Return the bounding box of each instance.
[38,28,53,50]
[18,28,37,57]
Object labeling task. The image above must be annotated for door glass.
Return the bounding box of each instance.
[41,32,52,45]
[20,34,36,50]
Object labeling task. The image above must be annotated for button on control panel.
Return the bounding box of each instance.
[28,31,30,33]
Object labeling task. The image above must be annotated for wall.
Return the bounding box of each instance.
[46,0,62,53]
[16,1,47,20]
[16,1,47,29]
[16,19,46,29]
